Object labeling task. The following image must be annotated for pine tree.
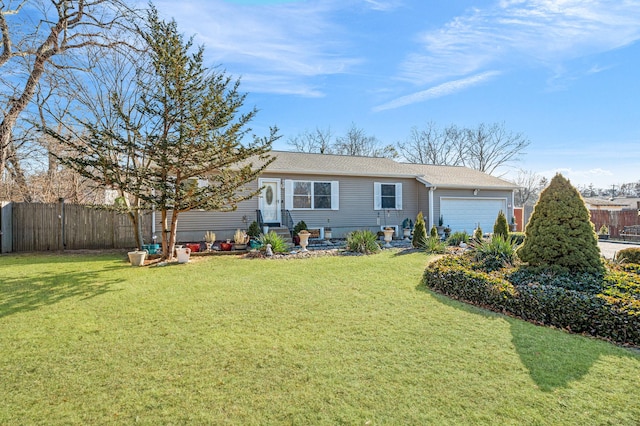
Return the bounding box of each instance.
[412,211,428,248]
[517,173,603,274]
[430,225,438,238]
[493,210,509,238]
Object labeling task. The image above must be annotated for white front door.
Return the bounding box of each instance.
[259,178,281,224]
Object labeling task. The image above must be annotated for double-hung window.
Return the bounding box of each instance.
[374,182,402,210]
[285,180,339,210]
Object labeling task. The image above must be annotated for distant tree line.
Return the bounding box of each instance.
[287,121,530,175]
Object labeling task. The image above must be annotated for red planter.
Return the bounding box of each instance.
[220,242,232,251]
[185,243,200,253]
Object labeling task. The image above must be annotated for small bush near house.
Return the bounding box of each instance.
[293,220,308,235]
[493,210,509,239]
[259,231,289,253]
[615,248,640,264]
[475,235,519,272]
[412,211,428,249]
[346,230,381,254]
[247,221,262,239]
[430,225,438,238]
[473,226,483,242]
[509,232,525,245]
[424,236,447,254]
[446,231,469,246]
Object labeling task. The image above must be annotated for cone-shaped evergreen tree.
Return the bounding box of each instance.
[412,211,428,248]
[493,210,509,238]
[517,173,603,274]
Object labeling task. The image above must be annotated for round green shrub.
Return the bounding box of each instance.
[247,221,261,239]
[615,247,640,264]
[517,173,604,274]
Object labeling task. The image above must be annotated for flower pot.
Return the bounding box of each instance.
[220,241,232,251]
[598,234,610,240]
[176,246,191,263]
[185,242,200,253]
[403,228,411,239]
[298,230,311,252]
[128,250,147,266]
[324,229,332,240]
[383,228,395,248]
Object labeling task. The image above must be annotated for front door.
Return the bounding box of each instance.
[259,178,281,224]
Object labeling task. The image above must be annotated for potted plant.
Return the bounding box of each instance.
[234,229,249,250]
[324,219,332,240]
[204,231,216,251]
[443,227,451,239]
[598,224,610,240]
[220,239,233,251]
[383,227,395,248]
[298,229,311,252]
[292,220,308,246]
[402,218,413,239]
[128,249,147,266]
[510,216,518,232]
[436,215,445,238]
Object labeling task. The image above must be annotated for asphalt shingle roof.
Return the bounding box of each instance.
[263,151,517,190]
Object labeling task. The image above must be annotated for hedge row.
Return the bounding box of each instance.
[423,256,640,346]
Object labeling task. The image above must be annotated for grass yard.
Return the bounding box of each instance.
[1,250,639,425]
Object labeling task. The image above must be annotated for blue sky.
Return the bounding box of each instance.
[152,0,640,188]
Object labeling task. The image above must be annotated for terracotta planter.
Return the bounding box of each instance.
[220,241,233,251]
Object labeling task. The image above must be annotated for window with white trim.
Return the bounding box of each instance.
[285,180,339,210]
[374,182,402,210]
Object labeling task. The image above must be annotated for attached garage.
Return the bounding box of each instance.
[440,197,507,234]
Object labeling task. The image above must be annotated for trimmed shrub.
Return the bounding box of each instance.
[517,173,604,274]
[430,225,438,238]
[422,255,640,346]
[292,220,308,236]
[412,211,428,249]
[509,232,525,245]
[424,236,447,254]
[615,248,640,265]
[447,231,469,246]
[493,210,509,239]
[247,221,261,239]
[259,231,289,253]
[346,230,381,254]
[473,226,483,242]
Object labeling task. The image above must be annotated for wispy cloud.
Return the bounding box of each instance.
[152,0,360,96]
[374,71,501,111]
[362,0,403,11]
[400,0,640,86]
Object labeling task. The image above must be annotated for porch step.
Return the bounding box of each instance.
[266,226,293,244]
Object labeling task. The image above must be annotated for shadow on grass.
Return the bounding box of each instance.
[0,260,125,319]
[416,283,637,392]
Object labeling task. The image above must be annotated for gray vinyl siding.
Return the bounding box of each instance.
[279,173,421,238]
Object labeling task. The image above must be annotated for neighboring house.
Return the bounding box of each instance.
[159,151,518,242]
[583,198,630,211]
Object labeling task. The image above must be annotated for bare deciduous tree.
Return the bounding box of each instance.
[0,0,135,199]
[513,169,545,207]
[333,123,396,158]
[287,126,333,153]
[398,122,529,175]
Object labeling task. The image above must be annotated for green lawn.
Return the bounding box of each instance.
[1,250,639,425]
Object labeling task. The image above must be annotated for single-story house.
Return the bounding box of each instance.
[157,151,519,242]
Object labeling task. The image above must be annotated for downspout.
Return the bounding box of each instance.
[428,186,436,231]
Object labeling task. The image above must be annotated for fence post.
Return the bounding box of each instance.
[0,201,12,253]
[58,198,65,252]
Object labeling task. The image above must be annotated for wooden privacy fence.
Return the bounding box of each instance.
[590,209,640,238]
[1,201,152,253]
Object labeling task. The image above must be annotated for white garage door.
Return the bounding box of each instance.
[440,198,507,234]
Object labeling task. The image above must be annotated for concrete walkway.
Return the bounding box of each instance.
[598,240,640,259]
